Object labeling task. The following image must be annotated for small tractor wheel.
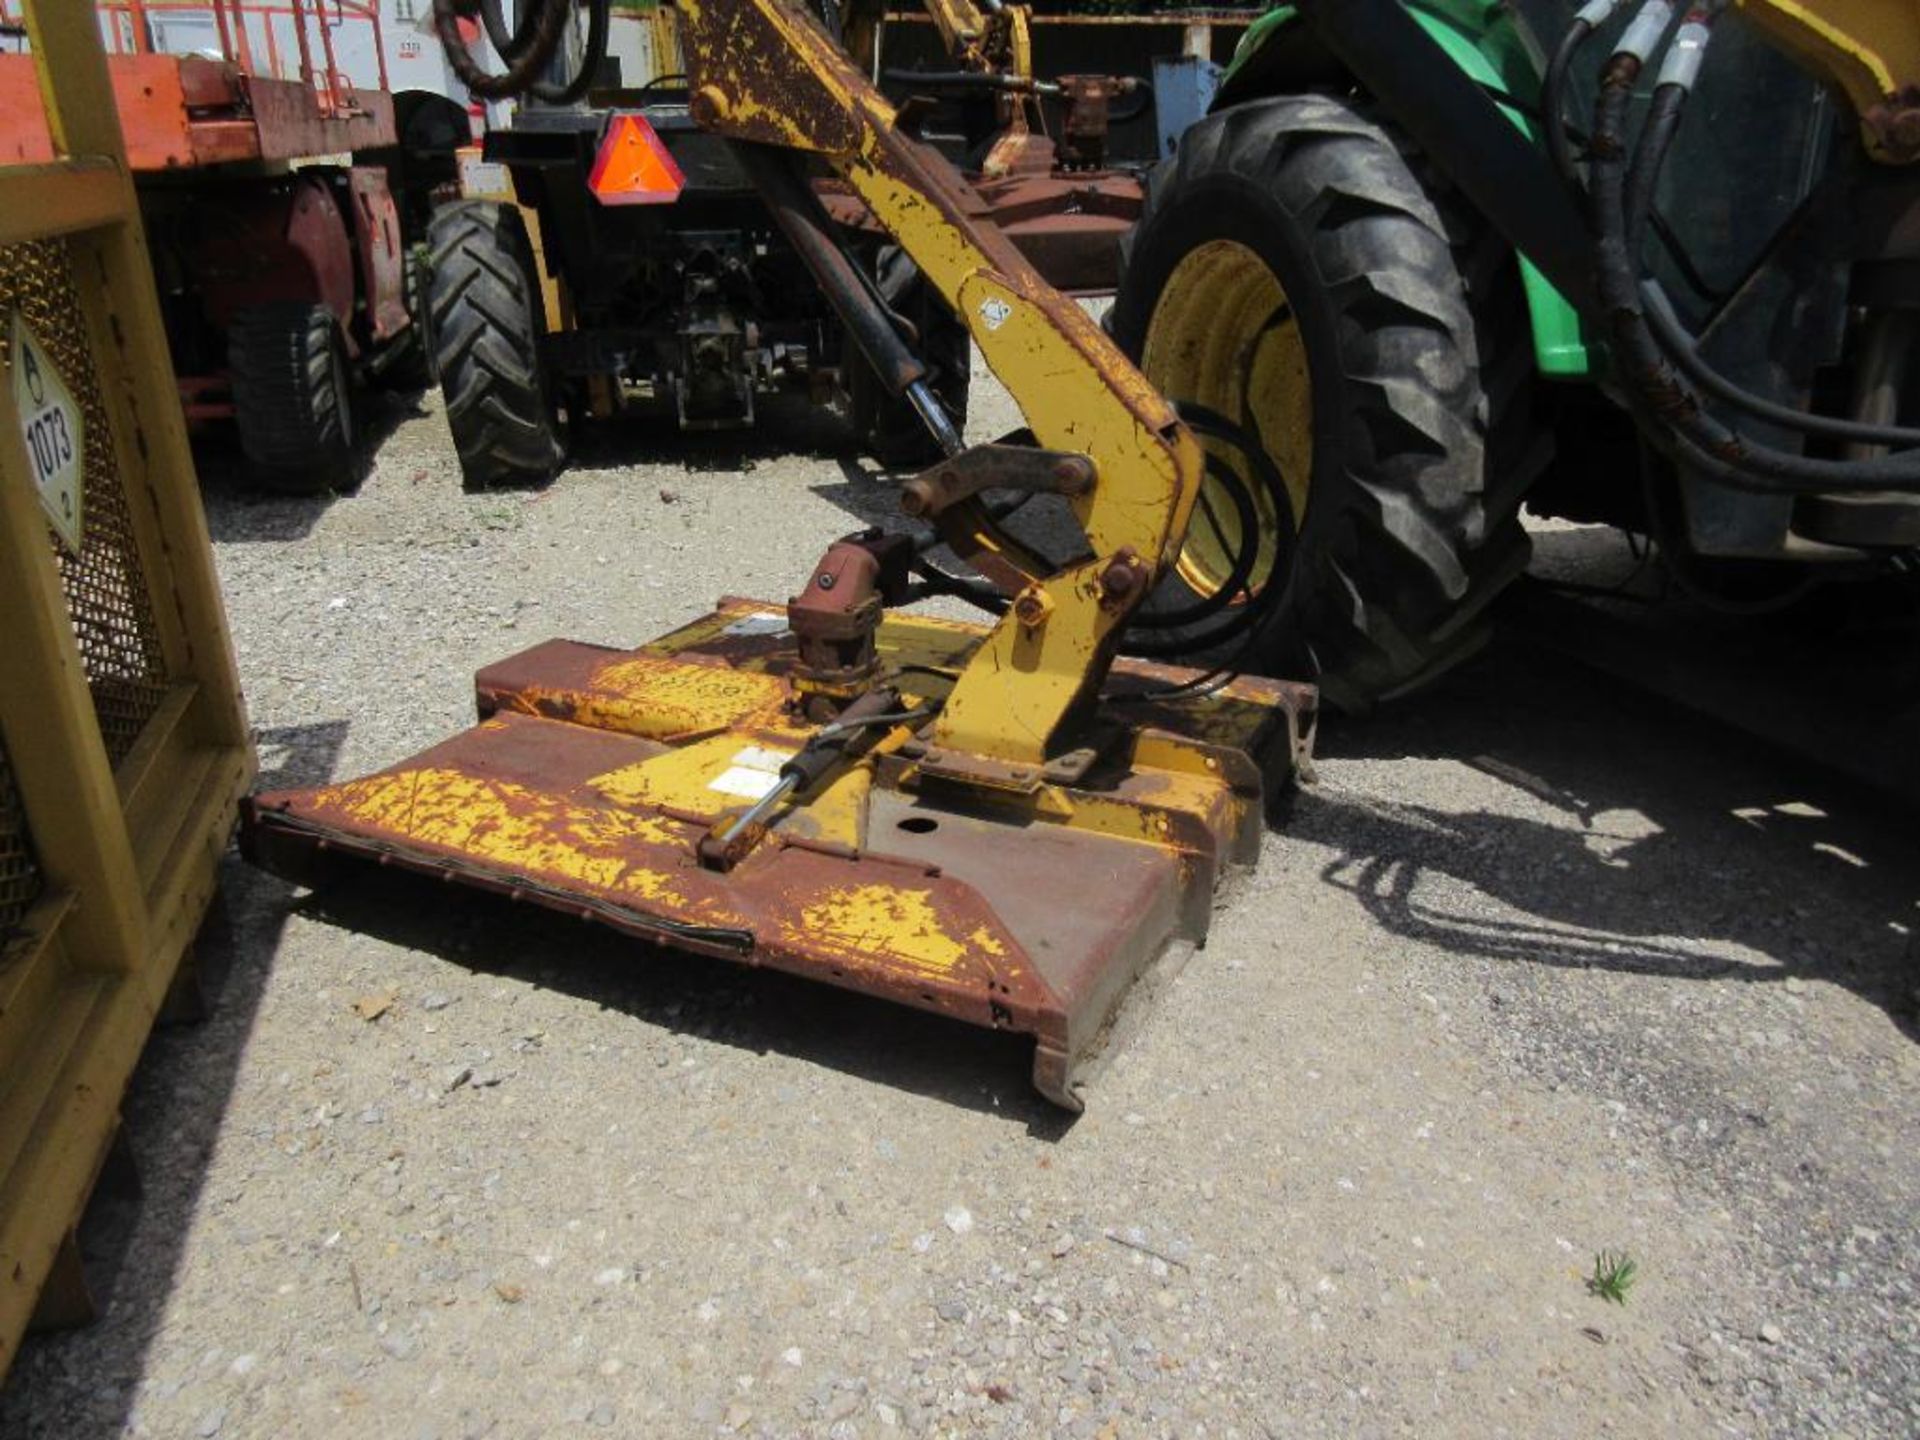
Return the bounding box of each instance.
[427,200,563,489]
[1110,94,1539,712]
[228,301,358,495]
[848,246,971,469]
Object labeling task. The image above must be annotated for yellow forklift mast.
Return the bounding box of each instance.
[242,0,1317,1109]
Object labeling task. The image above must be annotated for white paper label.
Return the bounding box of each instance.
[10,310,84,555]
[708,766,783,800]
[707,745,793,799]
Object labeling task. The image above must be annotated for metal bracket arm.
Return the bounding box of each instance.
[676,0,1205,767]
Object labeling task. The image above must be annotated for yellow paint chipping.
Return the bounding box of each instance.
[968,925,1008,959]
[315,768,686,902]
[793,884,976,978]
[580,654,790,738]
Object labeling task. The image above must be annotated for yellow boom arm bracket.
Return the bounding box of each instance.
[677,0,1205,767]
[1737,0,1920,162]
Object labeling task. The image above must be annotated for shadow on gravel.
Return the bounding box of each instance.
[566,389,859,474]
[198,387,431,542]
[1301,640,1919,1035]
[294,868,1078,1141]
[0,721,350,1440]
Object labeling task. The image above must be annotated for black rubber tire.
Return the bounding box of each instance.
[228,301,357,495]
[375,244,435,391]
[427,200,563,489]
[847,246,971,469]
[1110,94,1542,712]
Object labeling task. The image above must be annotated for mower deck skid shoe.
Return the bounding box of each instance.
[242,599,1317,1110]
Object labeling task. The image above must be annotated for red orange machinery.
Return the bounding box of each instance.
[0,1,454,491]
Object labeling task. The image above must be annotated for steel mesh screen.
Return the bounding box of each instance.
[0,733,41,940]
[1,237,170,766]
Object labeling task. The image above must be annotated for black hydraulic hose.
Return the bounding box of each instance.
[433,0,574,100]
[1545,21,1591,192]
[1545,1,1620,198]
[908,402,1295,654]
[534,0,609,105]
[1110,409,1313,697]
[1484,69,1727,302]
[476,0,608,104]
[1181,399,1299,568]
[479,0,538,59]
[1120,448,1262,631]
[1589,21,1920,492]
[1643,283,1920,446]
[731,143,929,401]
[907,557,1008,613]
[1119,402,1299,658]
[909,446,1263,633]
[1623,82,1683,255]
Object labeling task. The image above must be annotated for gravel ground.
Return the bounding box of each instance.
[2,370,1917,1440]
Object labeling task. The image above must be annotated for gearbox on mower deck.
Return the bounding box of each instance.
[243,594,1314,1110]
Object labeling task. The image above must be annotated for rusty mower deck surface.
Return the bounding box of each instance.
[242,599,1314,1108]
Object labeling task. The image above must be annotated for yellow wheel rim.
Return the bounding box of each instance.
[1139,239,1311,602]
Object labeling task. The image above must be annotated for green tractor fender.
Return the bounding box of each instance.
[1216,1,1592,377]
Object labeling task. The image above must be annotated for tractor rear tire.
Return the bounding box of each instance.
[427,201,563,490]
[1110,94,1538,712]
[228,301,357,496]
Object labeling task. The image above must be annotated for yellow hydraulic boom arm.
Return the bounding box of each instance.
[675,0,1207,770]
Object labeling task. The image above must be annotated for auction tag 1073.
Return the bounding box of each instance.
[9,308,85,555]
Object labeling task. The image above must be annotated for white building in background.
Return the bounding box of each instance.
[60,1,679,127]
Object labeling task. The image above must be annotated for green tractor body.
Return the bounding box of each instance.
[1111,0,1917,710]
[1225,1,1595,379]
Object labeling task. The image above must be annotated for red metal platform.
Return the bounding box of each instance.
[1,1,397,170]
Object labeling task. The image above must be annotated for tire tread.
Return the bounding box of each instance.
[427,200,563,489]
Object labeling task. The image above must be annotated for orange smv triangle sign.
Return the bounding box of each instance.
[588,113,687,206]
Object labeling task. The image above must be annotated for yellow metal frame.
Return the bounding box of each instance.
[1737,0,1920,161]
[0,0,253,1376]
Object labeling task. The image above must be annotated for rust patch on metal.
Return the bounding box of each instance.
[244,602,1316,1110]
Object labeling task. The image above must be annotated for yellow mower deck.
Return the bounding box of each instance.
[242,599,1315,1108]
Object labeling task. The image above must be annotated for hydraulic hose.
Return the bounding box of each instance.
[538,0,610,105]
[1623,82,1683,255]
[1544,0,1620,198]
[1119,402,1299,659]
[1106,80,1155,126]
[1119,447,1262,631]
[434,0,572,99]
[1588,7,1920,493]
[435,0,606,103]
[1111,408,1312,696]
[1643,284,1920,447]
[478,0,538,59]
[914,401,1297,662]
